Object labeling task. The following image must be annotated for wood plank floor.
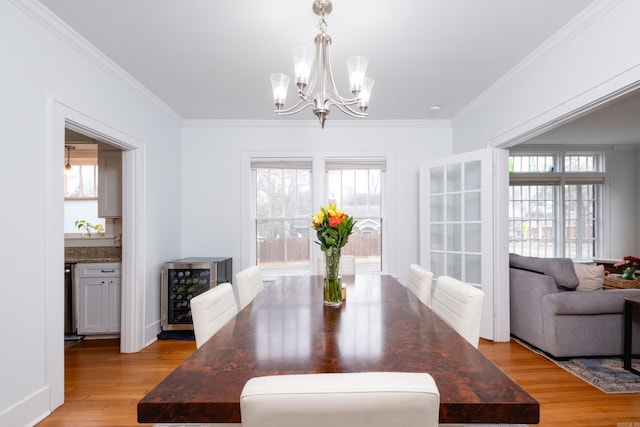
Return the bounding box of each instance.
[37,338,640,426]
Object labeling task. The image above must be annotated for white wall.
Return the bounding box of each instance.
[452,0,640,257]
[606,144,640,258]
[180,121,453,282]
[453,0,640,153]
[0,1,182,425]
[637,147,640,247]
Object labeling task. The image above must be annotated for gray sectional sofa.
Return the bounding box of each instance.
[509,254,640,358]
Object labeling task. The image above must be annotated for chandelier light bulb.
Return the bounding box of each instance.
[358,77,375,112]
[346,56,368,96]
[270,73,291,110]
[292,47,314,89]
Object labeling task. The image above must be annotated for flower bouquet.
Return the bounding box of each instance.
[311,203,355,306]
[614,256,640,280]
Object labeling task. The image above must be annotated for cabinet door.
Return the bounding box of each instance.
[98,150,122,217]
[107,278,121,333]
[77,278,108,334]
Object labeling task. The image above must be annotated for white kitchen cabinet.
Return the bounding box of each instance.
[76,262,121,335]
[98,148,122,218]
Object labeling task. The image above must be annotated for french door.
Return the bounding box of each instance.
[419,147,510,342]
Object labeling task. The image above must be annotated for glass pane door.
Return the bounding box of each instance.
[420,148,509,341]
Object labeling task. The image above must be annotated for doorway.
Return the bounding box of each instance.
[47,99,147,412]
[63,129,123,344]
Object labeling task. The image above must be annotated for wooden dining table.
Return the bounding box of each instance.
[138,274,539,424]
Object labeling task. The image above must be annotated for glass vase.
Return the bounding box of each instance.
[622,267,636,280]
[323,247,343,306]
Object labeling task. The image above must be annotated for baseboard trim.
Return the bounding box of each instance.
[145,320,162,347]
[0,384,51,427]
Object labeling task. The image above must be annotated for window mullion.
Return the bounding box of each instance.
[576,185,583,259]
[558,183,565,258]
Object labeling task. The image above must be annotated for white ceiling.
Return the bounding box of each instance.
[39,0,639,144]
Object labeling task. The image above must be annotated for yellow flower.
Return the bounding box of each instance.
[312,211,324,226]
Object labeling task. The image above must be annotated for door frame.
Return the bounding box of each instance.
[46,98,147,411]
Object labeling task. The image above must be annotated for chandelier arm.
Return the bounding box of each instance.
[322,41,357,105]
[327,97,362,107]
[297,33,323,101]
[322,39,345,105]
[299,35,323,104]
[326,99,367,118]
[318,33,330,113]
[275,101,317,116]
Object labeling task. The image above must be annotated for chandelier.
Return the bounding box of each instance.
[270,0,374,128]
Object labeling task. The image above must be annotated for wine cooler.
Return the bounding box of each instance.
[161,257,232,331]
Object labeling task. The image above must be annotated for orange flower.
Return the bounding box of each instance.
[329,213,346,227]
[311,203,355,251]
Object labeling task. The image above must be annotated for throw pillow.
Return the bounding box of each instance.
[574,263,604,291]
[509,253,580,291]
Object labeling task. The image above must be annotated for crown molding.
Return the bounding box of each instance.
[453,0,625,125]
[181,119,451,129]
[11,0,183,124]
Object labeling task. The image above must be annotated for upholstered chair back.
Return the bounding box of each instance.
[235,265,265,310]
[190,282,238,349]
[317,255,356,275]
[406,264,434,307]
[432,275,485,348]
[240,372,440,427]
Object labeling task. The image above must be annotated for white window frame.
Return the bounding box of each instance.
[241,150,395,281]
[64,145,99,199]
[508,147,606,260]
[325,157,387,274]
[251,157,314,279]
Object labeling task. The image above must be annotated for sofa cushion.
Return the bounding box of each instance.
[543,288,640,315]
[509,253,579,291]
[574,263,604,291]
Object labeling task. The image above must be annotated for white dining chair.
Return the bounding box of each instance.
[240,372,440,427]
[317,254,356,275]
[235,265,265,310]
[431,275,485,348]
[190,282,238,349]
[406,264,433,307]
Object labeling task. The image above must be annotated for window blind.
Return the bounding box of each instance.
[250,158,313,170]
[325,157,386,170]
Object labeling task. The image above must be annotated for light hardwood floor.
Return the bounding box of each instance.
[37,338,640,426]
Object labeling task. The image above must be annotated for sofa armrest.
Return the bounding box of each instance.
[544,289,640,316]
[509,267,559,348]
[510,267,558,300]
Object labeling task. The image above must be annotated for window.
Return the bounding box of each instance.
[249,155,387,278]
[252,158,312,277]
[64,143,104,234]
[326,157,385,272]
[65,164,98,198]
[508,150,604,260]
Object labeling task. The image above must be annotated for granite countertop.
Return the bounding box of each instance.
[65,246,122,264]
[65,256,122,263]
